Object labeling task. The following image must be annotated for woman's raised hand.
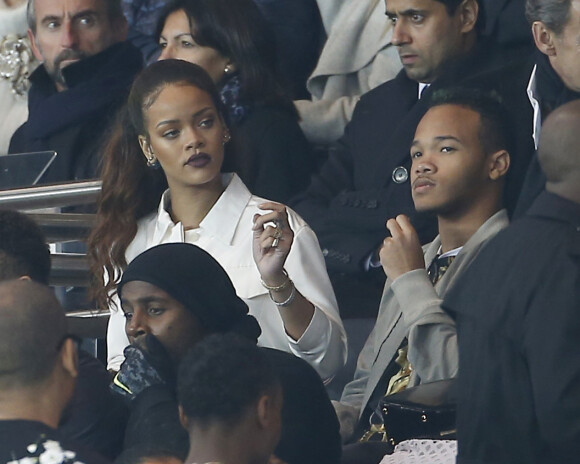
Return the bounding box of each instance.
[252,202,294,286]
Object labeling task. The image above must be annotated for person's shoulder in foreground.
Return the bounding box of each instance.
[0,279,111,463]
[443,99,580,464]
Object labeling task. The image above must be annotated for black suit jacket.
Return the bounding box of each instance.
[291,42,534,316]
[9,42,143,183]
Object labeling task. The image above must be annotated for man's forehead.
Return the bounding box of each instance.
[416,104,479,137]
[34,0,107,19]
[385,0,442,14]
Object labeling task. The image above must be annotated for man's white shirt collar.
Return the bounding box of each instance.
[527,65,541,150]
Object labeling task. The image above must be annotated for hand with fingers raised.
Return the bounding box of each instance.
[252,201,295,288]
[379,214,425,282]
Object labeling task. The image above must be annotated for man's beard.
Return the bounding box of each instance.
[45,49,88,89]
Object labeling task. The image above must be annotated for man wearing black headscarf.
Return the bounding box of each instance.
[113,243,342,464]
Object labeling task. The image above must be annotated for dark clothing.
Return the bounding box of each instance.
[122,348,342,464]
[59,350,128,460]
[514,52,580,217]
[291,42,534,318]
[481,0,532,48]
[223,104,314,203]
[253,0,322,100]
[9,42,143,183]
[443,191,580,464]
[265,348,342,464]
[0,419,111,464]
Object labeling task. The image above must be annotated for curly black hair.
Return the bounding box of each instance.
[177,334,280,424]
[0,210,50,284]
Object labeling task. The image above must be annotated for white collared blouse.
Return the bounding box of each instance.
[107,173,347,381]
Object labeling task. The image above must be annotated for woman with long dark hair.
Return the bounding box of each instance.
[156,0,314,202]
[88,59,346,381]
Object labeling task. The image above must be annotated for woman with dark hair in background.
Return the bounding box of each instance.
[156,0,314,202]
[89,59,345,382]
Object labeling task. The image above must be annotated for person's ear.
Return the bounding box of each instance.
[256,394,274,429]
[178,405,189,429]
[138,135,157,165]
[256,388,282,430]
[532,21,557,56]
[28,29,44,62]
[488,149,510,180]
[458,0,478,34]
[60,337,79,380]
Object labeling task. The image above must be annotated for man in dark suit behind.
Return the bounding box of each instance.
[514,0,580,216]
[291,0,534,318]
[9,0,143,183]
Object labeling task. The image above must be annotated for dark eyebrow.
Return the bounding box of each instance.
[40,9,98,26]
[174,33,195,39]
[410,135,462,148]
[159,32,194,42]
[385,8,427,17]
[71,9,99,20]
[434,135,462,143]
[121,295,168,307]
[155,106,214,129]
[40,15,62,26]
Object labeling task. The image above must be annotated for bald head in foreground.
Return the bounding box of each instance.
[443,100,580,463]
[0,280,109,463]
[0,280,72,403]
[537,100,580,202]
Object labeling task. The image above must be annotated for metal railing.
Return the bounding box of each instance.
[0,180,101,210]
[27,213,95,242]
[0,180,108,344]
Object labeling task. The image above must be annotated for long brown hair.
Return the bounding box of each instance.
[88,59,227,309]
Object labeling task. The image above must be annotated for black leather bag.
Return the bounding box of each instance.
[378,378,457,446]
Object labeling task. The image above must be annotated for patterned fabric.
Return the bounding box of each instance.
[360,256,457,442]
[0,34,36,96]
[220,74,250,124]
[379,439,457,464]
[121,0,168,36]
[7,437,86,464]
[110,337,171,402]
[387,256,455,395]
[427,255,456,285]
[385,343,412,396]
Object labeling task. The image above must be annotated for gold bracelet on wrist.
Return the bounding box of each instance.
[269,280,296,307]
[260,269,290,292]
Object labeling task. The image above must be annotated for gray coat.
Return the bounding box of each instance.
[334,209,510,441]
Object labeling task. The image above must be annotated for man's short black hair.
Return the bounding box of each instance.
[434,0,485,32]
[177,334,280,425]
[0,210,50,284]
[428,87,515,158]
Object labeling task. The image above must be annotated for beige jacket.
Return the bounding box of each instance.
[334,210,510,441]
[295,0,401,144]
